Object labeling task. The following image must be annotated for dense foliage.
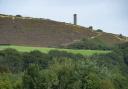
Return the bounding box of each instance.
[0,42,128,89]
[66,38,111,50]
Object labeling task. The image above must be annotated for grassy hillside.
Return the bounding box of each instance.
[0,14,127,47]
[0,45,110,56]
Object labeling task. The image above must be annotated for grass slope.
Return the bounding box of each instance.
[0,45,110,56]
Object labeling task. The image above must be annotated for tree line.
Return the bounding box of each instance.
[0,42,128,89]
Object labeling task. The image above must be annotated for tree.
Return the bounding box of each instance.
[88,26,93,29]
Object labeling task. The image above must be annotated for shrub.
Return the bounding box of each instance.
[0,48,22,73]
[96,29,103,32]
[119,34,124,38]
[16,15,22,17]
[48,50,84,60]
[22,64,42,89]
[0,79,12,89]
[0,74,13,89]
[66,38,111,50]
[22,50,50,70]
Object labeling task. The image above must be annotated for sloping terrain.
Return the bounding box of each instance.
[0,14,127,47]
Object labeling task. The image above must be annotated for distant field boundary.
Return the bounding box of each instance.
[0,45,111,56]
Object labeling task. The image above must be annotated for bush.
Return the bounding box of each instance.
[119,34,124,38]
[22,50,50,69]
[0,79,12,89]
[48,50,84,60]
[0,48,22,73]
[22,64,42,89]
[96,29,103,32]
[118,42,128,65]
[16,15,22,17]
[66,38,111,50]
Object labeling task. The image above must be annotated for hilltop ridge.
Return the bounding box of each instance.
[0,14,127,47]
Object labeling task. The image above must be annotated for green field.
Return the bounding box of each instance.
[0,45,110,56]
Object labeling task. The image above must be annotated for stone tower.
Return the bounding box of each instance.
[73,14,77,25]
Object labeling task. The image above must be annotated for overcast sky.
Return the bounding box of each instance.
[0,0,128,36]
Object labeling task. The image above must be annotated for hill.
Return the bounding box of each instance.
[0,14,127,47]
